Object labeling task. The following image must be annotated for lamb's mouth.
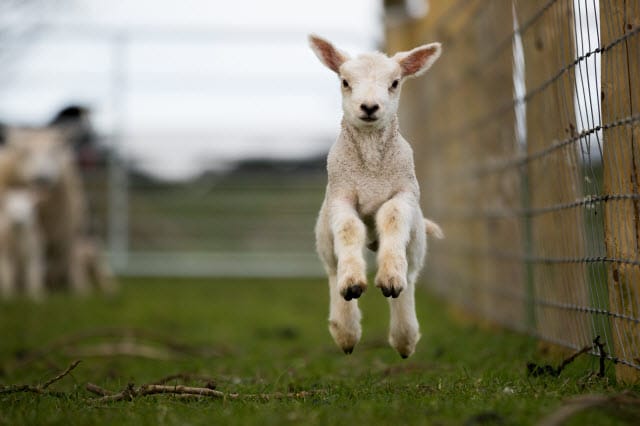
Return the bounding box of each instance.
[359,116,378,123]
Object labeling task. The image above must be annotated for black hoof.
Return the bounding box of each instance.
[342,285,363,301]
[380,286,403,298]
[400,354,409,359]
[343,347,354,355]
[380,286,393,298]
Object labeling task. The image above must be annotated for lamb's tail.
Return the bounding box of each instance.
[424,218,444,239]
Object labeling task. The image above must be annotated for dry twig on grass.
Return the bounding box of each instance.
[527,336,612,378]
[85,376,327,402]
[227,390,327,401]
[151,373,217,389]
[86,382,225,402]
[0,360,81,396]
[527,344,593,378]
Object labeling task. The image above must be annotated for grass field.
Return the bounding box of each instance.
[1,278,638,425]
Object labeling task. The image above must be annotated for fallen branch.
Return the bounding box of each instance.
[228,390,327,401]
[41,360,82,389]
[527,344,593,378]
[0,360,81,396]
[85,376,326,402]
[85,382,112,396]
[527,335,613,378]
[151,373,217,389]
[86,382,225,402]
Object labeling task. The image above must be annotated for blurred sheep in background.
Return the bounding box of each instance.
[0,107,115,300]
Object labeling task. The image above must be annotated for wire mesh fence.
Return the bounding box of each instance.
[385,0,639,380]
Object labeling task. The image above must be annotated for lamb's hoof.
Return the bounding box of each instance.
[389,327,420,359]
[329,320,361,355]
[376,272,405,299]
[341,284,364,301]
[379,284,403,298]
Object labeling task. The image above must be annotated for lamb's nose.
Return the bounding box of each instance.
[360,103,380,115]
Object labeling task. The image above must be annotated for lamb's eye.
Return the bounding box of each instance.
[342,79,349,88]
[391,79,399,90]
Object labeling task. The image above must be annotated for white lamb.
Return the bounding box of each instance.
[310,35,444,358]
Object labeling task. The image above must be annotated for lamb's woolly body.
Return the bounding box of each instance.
[315,115,427,358]
[318,117,421,254]
[310,34,442,358]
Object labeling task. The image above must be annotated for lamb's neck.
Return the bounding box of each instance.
[340,116,399,169]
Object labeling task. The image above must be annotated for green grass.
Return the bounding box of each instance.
[1,278,638,425]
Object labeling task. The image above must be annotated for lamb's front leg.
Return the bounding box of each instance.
[331,200,368,301]
[375,194,413,298]
[330,200,367,353]
[375,193,422,358]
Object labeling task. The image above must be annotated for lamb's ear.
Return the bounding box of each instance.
[393,42,442,78]
[308,34,349,73]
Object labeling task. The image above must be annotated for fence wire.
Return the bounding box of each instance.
[385,0,640,380]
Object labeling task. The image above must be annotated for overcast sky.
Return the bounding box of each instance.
[0,0,383,179]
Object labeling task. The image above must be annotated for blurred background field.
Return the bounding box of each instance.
[125,158,327,276]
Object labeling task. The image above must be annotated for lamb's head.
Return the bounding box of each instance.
[309,35,441,130]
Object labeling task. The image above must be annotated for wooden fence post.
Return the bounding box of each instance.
[601,0,640,383]
[516,0,591,352]
[385,0,526,326]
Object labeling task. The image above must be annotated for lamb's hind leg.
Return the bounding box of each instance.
[317,200,365,353]
[328,273,362,353]
[388,215,426,358]
[375,195,424,358]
